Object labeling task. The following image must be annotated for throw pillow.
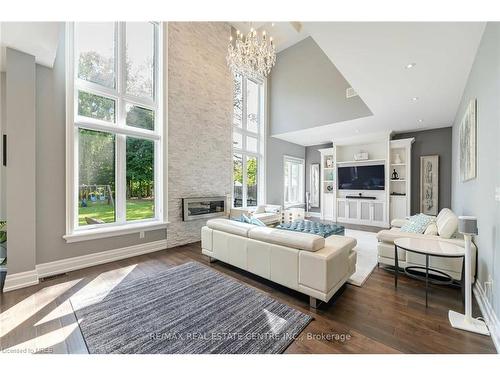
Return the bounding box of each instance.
[250,217,266,227]
[400,214,434,234]
[424,222,439,236]
[232,214,251,224]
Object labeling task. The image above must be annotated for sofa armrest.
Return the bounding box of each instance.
[391,218,409,228]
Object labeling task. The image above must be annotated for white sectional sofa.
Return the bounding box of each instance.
[377,208,476,281]
[201,218,357,307]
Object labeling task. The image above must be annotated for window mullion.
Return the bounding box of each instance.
[116,134,127,223]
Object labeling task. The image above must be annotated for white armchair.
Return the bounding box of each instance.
[229,204,282,226]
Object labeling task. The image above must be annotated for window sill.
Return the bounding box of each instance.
[63,221,169,243]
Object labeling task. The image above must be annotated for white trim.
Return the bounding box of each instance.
[37,239,168,278]
[3,269,39,292]
[474,282,500,353]
[3,239,168,292]
[283,154,305,207]
[63,221,168,243]
[66,22,166,238]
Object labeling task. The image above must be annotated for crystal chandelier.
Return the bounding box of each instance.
[227,26,276,79]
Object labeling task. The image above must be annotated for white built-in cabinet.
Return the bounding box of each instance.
[318,135,414,228]
[389,138,414,221]
[319,148,335,221]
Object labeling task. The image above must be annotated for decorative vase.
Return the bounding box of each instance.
[392,169,399,180]
[394,154,402,164]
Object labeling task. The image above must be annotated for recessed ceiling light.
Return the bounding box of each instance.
[406,63,416,69]
[417,119,423,123]
[412,97,419,102]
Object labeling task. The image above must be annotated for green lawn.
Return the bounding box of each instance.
[79,199,154,226]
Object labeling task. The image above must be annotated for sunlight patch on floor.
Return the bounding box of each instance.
[0,279,81,338]
[69,264,137,311]
[263,309,287,334]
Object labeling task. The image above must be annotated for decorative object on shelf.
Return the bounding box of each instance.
[393,153,402,164]
[391,169,399,180]
[324,169,334,181]
[310,164,320,208]
[325,156,333,168]
[420,155,439,215]
[449,216,489,336]
[459,99,477,182]
[326,184,334,192]
[390,192,406,196]
[354,151,369,161]
[227,25,276,79]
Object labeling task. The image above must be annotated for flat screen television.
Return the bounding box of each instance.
[338,165,385,190]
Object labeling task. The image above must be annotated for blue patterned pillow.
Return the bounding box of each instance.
[250,217,266,227]
[232,214,251,224]
[400,214,434,234]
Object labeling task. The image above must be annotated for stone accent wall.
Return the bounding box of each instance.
[167,22,233,248]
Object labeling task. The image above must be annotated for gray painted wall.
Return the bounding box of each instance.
[269,37,372,136]
[451,23,500,319]
[393,128,452,215]
[266,137,305,208]
[6,48,37,274]
[305,143,332,213]
[166,22,232,248]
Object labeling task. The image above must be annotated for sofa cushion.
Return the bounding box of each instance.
[436,208,458,239]
[207,218,255,237]
[424,222,439,235]
[248,227,325,252]
[254,205,266,214]
[377,227,439,244]
[400,214,434,234]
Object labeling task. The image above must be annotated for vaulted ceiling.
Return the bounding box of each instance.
[265,22,486,145]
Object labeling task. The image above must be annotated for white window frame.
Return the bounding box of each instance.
[64,22,168,243]
[283,155,305,208]
[232,74,266,209]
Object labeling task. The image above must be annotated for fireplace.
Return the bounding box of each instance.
[182,197,226,221]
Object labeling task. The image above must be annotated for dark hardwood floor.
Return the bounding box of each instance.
[0,242,496,354]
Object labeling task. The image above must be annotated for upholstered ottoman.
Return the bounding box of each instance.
[277,220,345,237]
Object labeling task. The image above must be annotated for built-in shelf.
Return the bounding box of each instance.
[390,179,406,182]
[336,158,386,166]
[323,167,335,170]
[391,163,406,166]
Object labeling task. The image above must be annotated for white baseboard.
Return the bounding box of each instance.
[474,282,499,353]
[3,240,168,292]
[37,239,168,278]
[4,269,39,292]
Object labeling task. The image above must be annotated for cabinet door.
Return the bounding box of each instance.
[373,202,384,222]
[337,200,346,219]
[348,201,357,219]
[360,201,371,221]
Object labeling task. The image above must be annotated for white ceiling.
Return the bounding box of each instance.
[0,22,62,72]
[273,22,486,146]
[230,22,309,52]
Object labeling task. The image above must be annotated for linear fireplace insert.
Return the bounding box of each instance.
[182,197,226,221]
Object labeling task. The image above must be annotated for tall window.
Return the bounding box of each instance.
[284,156,305,207]
[66,22,165,238]
[232,73,265,208]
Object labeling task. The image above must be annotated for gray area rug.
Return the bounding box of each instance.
[71,262,312,354]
